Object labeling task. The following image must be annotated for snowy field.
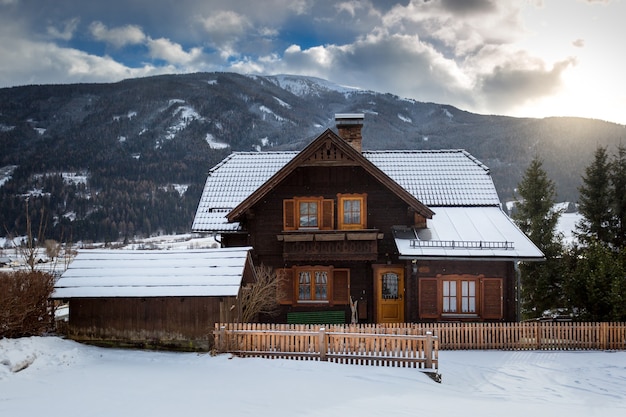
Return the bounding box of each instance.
[1,337,625,417]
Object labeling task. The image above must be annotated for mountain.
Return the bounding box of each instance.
[0,72,624,243]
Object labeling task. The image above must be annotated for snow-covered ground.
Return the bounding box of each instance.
[1,337,625,417]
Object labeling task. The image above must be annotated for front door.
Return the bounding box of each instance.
[374,265,405,323]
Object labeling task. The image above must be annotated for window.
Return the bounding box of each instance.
[337,193,367,229]
[382,272,400,300]
[299,201,319,228]
[277,266,350,306]
[298,270,328,301]
[283,197,333,230]
[442,279,476,314]
[419,275,503,320]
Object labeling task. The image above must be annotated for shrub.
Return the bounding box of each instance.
[0,271,55,338]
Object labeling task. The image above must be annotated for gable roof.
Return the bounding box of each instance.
[192,146,500,232]
[52,247,252,298]
[226,129,434,223]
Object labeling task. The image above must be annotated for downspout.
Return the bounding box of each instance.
[212,232,222,247]
[515,260,521,322]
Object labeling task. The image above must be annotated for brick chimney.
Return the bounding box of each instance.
[335,113,364,152]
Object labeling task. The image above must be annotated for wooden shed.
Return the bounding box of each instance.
[52,247,253,351]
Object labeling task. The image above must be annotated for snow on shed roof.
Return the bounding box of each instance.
[192,149,500,232]
[52,247,252,298]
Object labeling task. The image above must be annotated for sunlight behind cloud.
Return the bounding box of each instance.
[0,0,623,124]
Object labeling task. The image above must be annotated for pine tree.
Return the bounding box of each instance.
[609,144,626,248]
[563,145,626,321]
[576,146,613,245]
[513,156,564,319]
[563,241,626,321]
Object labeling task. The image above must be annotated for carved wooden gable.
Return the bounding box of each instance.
[302,137,358,165]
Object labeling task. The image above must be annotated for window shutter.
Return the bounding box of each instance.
[419,278,439,319]
[321,199,334,230]
[331,268,350,305]
[283,199,295,230]
[277,268,295,305]
[359,195,367,229]
[481,278,503,319]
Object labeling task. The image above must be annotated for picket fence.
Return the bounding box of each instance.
[415,321,626,350]
[214,323,439,370]
[215,322,626,358]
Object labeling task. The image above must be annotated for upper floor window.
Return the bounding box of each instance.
[283,194,367,231]
[283,197,333,230]
[299,200,319,228]
[337,193,367,230]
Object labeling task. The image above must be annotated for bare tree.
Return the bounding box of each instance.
[239,264,284,323]
[0,270,56,338]
[10,199,47,271]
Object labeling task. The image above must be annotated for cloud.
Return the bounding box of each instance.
[47,18,80,41]
[199,10,251,57]
[90,21,146,48]
[572,38,585,48]
[0,36,161,87]
[437,0,497,15]
[147,38,203,65]
[478,55,577,109]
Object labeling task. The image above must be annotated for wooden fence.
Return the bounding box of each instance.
[214,323,439,370]
[406,322,626,350]
[215,322,626,355]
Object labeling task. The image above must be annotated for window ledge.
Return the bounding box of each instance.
[296,300,329,304]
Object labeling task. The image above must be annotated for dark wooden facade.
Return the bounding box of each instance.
[66,296,239,351]
[220,123,519,324]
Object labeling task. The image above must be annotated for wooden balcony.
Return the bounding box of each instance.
[277,229,383,261]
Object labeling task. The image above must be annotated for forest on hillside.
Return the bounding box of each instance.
[1,72,624,243]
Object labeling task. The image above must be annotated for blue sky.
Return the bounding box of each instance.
[1,0,624,125]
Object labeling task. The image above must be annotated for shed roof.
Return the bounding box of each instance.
[52,247,252,298]
[192,148,500,232]
[393,207,544,260]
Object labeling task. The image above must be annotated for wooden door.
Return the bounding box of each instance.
[374,265,405,323]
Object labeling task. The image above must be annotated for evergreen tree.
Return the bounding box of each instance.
[563,145,626,321]
[576,146,613,245]
[563,241,626,321]
[609,144,626,248]
[513,156,564,319]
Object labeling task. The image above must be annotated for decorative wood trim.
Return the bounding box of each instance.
[346,232,378,240]
[314,233,345,241]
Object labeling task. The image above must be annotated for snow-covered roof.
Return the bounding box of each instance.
[193,152,296,232]
[393,207,544,260]
[192,149,500,232]
[52,247,251,298]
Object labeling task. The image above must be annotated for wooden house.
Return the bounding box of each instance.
[192,114,544,324]
[52,247,253,350]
